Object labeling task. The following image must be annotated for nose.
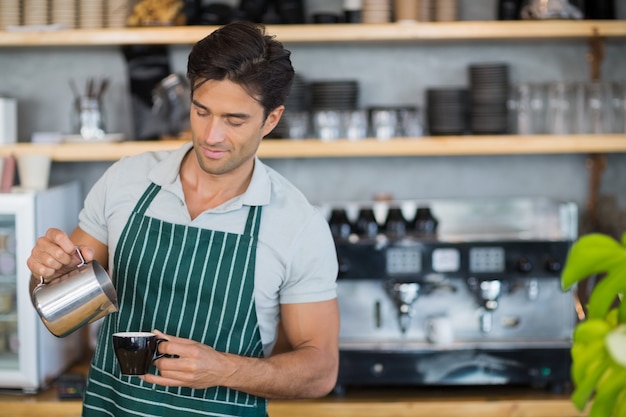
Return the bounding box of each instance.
[201,117,226,144]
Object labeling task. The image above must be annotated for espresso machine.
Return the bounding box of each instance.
[323,197,579,393]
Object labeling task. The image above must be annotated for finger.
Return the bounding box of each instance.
[28,240,73,279]
[139,374,183,387]
[46,228,76,252]
[152,330,176,357]
[27,231,88,281]
[76,245,95,263]
[153,329,168,340]
[152,355,185,374]
[154,329,198,345]
[143,366,200,388]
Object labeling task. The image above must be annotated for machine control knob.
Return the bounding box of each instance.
[544,257,562,273]
[371,363,384,376]
[337,257,350,275]
[516,257,533,273]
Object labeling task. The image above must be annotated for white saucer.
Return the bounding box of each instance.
[63,133,124,143]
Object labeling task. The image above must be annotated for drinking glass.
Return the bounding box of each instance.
[283,111,310,140]
[73,96,105,140]
[584,81,613,134]
[508,83,547,134]
[313,110,341,142]
[609,81,626,134]
[370,109,398,141]
[342,110,368,141]
[546,82,575,135]
[399,108,423,137]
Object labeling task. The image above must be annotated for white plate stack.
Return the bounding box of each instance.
[79,0,103,28]
[23,0,49,26]
[107,0,129,28]
[51,0,76,29]
[362,0,391,23]
[0,0,22,29]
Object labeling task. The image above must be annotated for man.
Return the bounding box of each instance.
[27,21,339,417]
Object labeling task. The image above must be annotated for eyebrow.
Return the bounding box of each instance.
[191,99,251,120]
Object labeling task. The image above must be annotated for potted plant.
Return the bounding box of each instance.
[561,232,626,417]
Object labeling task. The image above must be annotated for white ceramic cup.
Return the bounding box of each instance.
[17,153,51,190]
[426,316,454,345]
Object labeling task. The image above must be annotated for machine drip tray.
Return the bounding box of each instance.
[336,348,571,394]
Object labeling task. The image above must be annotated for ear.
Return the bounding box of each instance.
[262,105,285,137]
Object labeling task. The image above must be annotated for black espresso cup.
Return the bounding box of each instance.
[112,332,166,375]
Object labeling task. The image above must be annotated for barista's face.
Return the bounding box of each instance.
[189,79,283,176]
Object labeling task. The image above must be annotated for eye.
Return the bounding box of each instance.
[226,118,245,127]
[195,109,209,118]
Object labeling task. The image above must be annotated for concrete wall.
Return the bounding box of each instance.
[1,0,625,235]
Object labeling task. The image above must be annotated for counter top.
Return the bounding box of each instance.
[0,369,587,417]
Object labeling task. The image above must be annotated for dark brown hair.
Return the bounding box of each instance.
[187,21,295,118]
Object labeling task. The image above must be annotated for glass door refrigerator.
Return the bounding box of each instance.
[0,182,84,393]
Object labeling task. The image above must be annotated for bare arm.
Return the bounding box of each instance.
[142,298,340,399]
[27,226,109,293]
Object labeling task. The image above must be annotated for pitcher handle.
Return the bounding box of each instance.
[75,247,86,267]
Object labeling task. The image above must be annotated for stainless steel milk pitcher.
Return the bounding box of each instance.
[32,248,118,337]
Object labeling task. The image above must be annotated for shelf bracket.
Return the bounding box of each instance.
[587,28,605,81]
[583,28,607,234]
[583,153,608,233]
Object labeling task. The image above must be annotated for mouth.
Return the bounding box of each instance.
[201,147,228,159]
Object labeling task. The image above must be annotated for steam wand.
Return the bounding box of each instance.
[468,277,502,333]
[386,281,420,334]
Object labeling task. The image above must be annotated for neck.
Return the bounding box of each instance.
[179,152,254,218]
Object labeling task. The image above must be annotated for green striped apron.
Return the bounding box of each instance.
[82,182,267,417]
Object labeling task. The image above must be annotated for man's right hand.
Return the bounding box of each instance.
[26,227,94,285]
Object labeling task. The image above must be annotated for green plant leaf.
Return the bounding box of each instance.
[562,233,626,291]
[571,354,610,411]
[587,269,626,320]
[589,365,626,417]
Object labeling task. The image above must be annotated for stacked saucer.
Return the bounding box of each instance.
[468,63,509,134]
[362,0,391,23]
[426,88,469,135]
[285,75,310,112]
[0,0,22,28]
[272,75,310,139]
[51,0,77,29]
[79,0,104,28]
[310,80,359,111]
[23,0,50,26]
[107,0,130,27]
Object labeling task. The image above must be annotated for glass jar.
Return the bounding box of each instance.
[328,208,353,240]
[354,207,379,238]
[0,231,16,276]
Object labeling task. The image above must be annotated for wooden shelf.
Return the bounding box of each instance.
[1,135,625,162]
[0,21,625,47]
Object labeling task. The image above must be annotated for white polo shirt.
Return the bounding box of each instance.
[78,141,338,356]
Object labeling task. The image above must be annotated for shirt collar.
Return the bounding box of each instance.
[147,142,271,208]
